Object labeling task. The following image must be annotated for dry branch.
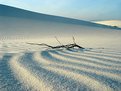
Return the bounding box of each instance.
[27,37,84,50]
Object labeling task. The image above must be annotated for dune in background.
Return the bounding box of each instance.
[95,20,121,28]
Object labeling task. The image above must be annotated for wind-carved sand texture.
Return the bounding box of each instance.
[0,42,121,91]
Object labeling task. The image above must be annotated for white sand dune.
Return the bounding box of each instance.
[0,4,121,91]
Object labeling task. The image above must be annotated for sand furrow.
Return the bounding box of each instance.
[33,52,113,91]
[33,50,121,90]
[1,45,121,91]
[9,53,53,91]
[62,49,121,62]
[0,54,27,91]
[14,52,92,91]
[87,48,121,55]
[48,51,119,70]
[34,52,121,82]
[85,50,121,59]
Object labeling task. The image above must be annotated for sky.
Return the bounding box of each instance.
[0,0,121,21]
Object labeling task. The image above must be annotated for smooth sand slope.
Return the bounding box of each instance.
[0,4,121,39]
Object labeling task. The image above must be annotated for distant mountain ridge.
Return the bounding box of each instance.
[0,4,121,30]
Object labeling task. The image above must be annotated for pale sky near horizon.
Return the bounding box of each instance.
[0,0,121,21]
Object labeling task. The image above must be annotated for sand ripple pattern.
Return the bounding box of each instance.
[0,48,121,91]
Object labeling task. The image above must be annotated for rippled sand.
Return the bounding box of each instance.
[0,41,121,91]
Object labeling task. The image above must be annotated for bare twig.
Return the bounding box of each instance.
[72,36,76,44]
[27,37,84,50]
[55,36,63,46]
